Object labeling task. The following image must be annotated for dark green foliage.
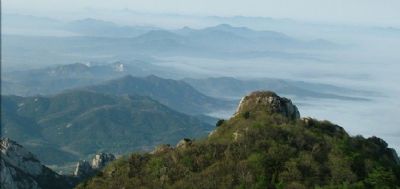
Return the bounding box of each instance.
[76,110,400,189]
[35,166,73,189]
[216,119,225,127]
[1,90,213,168]
[242,111,250,119]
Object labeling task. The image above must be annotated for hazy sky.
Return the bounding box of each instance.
[4,0,400,26]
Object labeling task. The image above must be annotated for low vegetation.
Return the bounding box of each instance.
[76,104,400,188]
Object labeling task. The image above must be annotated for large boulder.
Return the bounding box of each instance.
[176,138,192,149]
[234,91,300,119]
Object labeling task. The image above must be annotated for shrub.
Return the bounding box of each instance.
[242,111,250,119]
[215,119,225,127]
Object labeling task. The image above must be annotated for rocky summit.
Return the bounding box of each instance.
[235,91,300,119]
[0,138,70,189]
[76,91,400,189]
[73,153,115,178]
[91,153,116,170]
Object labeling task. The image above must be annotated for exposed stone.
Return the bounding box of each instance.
[0,138,69,189]
[233,131,242,141]
[91,153,116,170]
[73,160,92,177]
[208,130,217,137]
[301,117,314,126]
[234,91,300,120]
[176,138,192,149]
[1,158,39,189]
[73,152,116,178]
[1,138,42,189]
[150,144,172,154]
[1,138,43,176]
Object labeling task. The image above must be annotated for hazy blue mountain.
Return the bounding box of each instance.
[2,13,64,30]
[184,77,369,101]
[1,90,213,169]
[3,22,336,70]
[65,18,158,37]
[84,75,234,114]
[2,61,180,96]
[174,24,336,51]
[128,30,195,53]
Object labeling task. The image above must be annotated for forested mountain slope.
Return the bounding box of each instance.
[77,91,400,189]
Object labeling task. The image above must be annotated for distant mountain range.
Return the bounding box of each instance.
[2,61,183,96]
[3,63,233,114]
[1,90,213,169]
[184,77,370,101]
[2,63,371,109]
[3,18,337,70]
[64,18,159,37]
[123,24,337,55]
[83,75,232,114]
[2,13,332,46]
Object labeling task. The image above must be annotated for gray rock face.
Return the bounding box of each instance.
[1,158,40,189]
[73,153,116,178]
[73,160,92,177]
[1,138,42,189]
[176,138,192,149]
[0,138,69,189]
[91,153,116,169]
[235,91,300,119]
[1,138,43,176]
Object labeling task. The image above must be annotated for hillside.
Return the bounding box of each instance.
[2,61,176,96]
[3,23,335,71]
[77,91,400,189]
[84,75,233,114]
[1,90,213,169]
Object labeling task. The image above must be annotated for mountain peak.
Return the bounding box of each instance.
[234,91,300,119]
[73,153,115,178]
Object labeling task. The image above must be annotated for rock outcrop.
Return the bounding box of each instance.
[73,160,92,178]
[150,144,173,154]
[73,153,115,178]
[176,138,192,149]
[0,138,70,189]
[234,91,300,119]
[91,153,116,169]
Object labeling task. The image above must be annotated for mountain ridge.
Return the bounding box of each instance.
[83,74,233,114]
[1,89,214,171]
[76,91,400,189]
